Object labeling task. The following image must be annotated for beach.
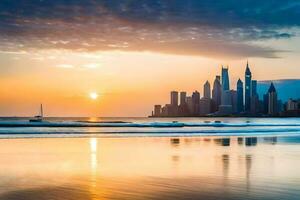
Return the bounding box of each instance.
[0,117,300,199]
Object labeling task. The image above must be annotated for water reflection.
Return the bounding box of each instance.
[170,138,180,146]
[237,137,244,145]
[245,155,252,191]
[214,138,231,146]
[0,136,300,200]
[245,137,257,146]
[263,137,277,144]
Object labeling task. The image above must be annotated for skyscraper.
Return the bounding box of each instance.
[192,91,200,115]
[250,80,259,114]
[251,80,257,97]
[199,97,211,115]
[268,83,278,115]
[212,76,222,112]
[221,66,230,91]
[245,61,252,112]
[179,91,187,106]
[153,105,162,116]
[179,91,188,116]
[170,91,178,106]
[204,81,211,99]
[237,79,244,113]
[230,90,237,113]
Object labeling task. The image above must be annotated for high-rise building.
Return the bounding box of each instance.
[263,94,269,114]
[287,99,299,111]
[218,90,233,115]
[204,81,211,99]
[199,97,211,115]
[180,92,187,106]
[192,91,200,115]
[250,80,259,114]
[268,83,278,115]
[170,91,178,106]
[245,61,252,112]
[250,95,260,114]
[212,76,222,112]
[186,96,194,115]
[179,91,188,116]
[237,79,244,113]
[251,80,257,97]
[221,66,230,91]
[230,90,237,113]
[153,105,161,116]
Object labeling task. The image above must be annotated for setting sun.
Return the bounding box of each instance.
[89,92,98,100]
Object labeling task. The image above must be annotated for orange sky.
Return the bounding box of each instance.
[1,38,300,117]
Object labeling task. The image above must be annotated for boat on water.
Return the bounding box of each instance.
[29,104,44,122]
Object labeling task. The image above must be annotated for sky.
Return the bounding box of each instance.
[0,0,300,117]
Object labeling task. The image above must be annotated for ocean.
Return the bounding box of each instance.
[0,117,300,199]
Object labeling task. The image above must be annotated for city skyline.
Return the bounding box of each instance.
[152,61,299,117]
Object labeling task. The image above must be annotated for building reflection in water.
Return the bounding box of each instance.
[222,154,230,177]
[245,137,257,146]
[214,138,231,146]
[263,137,277,145]
[237,137,244,145]
[245,154,252,191]
[170,138,180,147]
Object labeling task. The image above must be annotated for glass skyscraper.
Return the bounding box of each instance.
[237,79,244,113]
[245,61,252,112]
[221,66,230,91]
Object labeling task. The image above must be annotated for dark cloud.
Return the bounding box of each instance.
[0,0,299,58]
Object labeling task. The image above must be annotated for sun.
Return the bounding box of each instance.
[89,92,98,100]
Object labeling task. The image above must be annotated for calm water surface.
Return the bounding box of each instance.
[0,118,300,199]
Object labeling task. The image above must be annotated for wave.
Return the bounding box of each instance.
[2,127,300,135]
[2,121,300,128]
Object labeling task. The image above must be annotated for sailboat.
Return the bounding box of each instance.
[29,104,44,122]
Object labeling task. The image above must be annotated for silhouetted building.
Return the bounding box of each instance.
[192,91,200,115]
[200,97,211,115]
[251,80,257,97]
[218,90,233,115]
[245,61,252,112]
[153,105,161,116]
[268,83,278,115]
[204,81,211,99]
[170,91,178,106]
[212,76,222,112]
[221,66,230,91]
[180,92,187,106]
[287,99,298,111]
[251,95,260,114]
[186,96,194,115]
[250,80,259,114]
[230,90,237,113]
[237,79,244,113]
[263,93,269,114]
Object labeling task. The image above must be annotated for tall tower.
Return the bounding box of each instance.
[221,66,230,91]
[245,61,252,112]
[170,91,178,106]
[212,76,222,111]
[268,83,278,115]
[237,79,244,113]
[179,91,187,106]
[204,81,211,99]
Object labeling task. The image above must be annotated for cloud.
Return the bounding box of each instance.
[0,0,299,58]
[82,63,100,69]
[56,64,74,69]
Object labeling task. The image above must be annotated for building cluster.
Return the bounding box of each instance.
[151,62,297,117]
